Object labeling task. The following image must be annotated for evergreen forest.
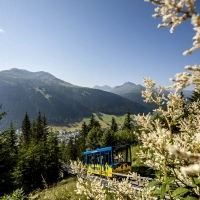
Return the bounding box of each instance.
[0,104,140,198]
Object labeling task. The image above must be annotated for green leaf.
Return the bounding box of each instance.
[194,177,200,186]
[166,176,175,183]
[172,187,190,198]
[160,183,167,199]
[183,196,198,200]
[147,180,161,188]
[153,189,161,195]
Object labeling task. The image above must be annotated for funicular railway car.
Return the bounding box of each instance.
[83,145,132,178]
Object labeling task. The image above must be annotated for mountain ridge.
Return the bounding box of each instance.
[93,82,193,109]
[0,69,149,131]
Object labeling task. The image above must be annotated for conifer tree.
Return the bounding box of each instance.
[43,131,60,185]
[31,120,37,140]
[59,141,68,163]
[0,132,15,195]
[100,129,116,147]
[76,122,88,159]
[110,117,118,132]
[0,108,15,196]
[21,112,31,144]
[65,138,76,161]
[88,114,101,131]
[7,122,17,153]
[42,114,49,140]
[35,111,43,141]
[15,112,60,194]
[123,110,132,130]
[86,127,103,150]
[81,121,88,144]
[32,111,49,142]
[189,90,200,103]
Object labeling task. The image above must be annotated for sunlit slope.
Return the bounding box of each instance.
[51,112,130,132]
[0,69,149,130]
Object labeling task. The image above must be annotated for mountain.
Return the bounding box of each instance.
[0,69,149,131]
[93,82,155,108]
[182,90,193,99]
[94,82,193,109]
[93,85,113,92]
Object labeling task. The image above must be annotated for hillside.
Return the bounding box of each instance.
[0,69,149,131]
[94,82,157,109]
[94,82,193,109]
[51,112,131,132]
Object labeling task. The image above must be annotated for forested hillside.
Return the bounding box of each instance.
[0,68,149,131]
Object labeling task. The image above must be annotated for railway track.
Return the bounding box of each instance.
[63,165,152,191]
[63,165,172,199]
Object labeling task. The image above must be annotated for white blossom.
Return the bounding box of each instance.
[145,0,200,54]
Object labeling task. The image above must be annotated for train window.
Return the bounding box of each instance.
[91,154,94,164]
[100,152,105,165]
[95,153,100,164]
[109,151,111,164]
[88,155,91,164]
[84,155,87,165]
[105,151,111,165]
[113,151,125,163]
[105,152,108,164]
[118,153,125,162]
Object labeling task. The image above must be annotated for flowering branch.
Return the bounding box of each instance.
[145,0,200,55]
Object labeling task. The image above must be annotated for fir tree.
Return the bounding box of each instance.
[123,110,132,130]
[32,111,48,142]
[7,122,17,153]
[76,122,88,159]
[35,111,43,141]
[110,117,118,132]
[43,131,60,185]
[31,120,37,140]
[59,141,68,163]
[15,113,60,194]
[0,107,15,196]
[14,143,44,193]
[21,112,31,144]
[100,130,116,147]
[116,129,139,145]
[86,127,103,150]
[0,133,16,195]
[189,90,200,103]
[65,138,76,161]
[88,114,101,131]
[41,114,49,141]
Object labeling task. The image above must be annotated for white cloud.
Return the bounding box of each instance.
[0,29,5,33]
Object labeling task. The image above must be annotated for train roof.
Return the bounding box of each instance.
[83,146,112,155]
[83,144,130,155]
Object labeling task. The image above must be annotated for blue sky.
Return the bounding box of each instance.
[0,0,199,88]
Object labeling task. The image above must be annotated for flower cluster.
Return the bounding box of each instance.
[142,77,166,106]
[70,160,87,177]
[144,0,200,55]
[137,75,200,196]
[75,175,107,200]
[171,65,200,92]
[70,161,156,199]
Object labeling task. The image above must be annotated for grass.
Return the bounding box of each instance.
[50,112,134,132]
[28,177,85,200]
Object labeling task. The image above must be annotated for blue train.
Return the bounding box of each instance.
[83,145,132,177]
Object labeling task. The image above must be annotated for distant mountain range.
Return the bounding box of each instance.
[94,82,193,108]
[0,69,150,131]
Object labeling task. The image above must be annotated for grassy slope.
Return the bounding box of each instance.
[28,177,83,200]
[50,112,132,132]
